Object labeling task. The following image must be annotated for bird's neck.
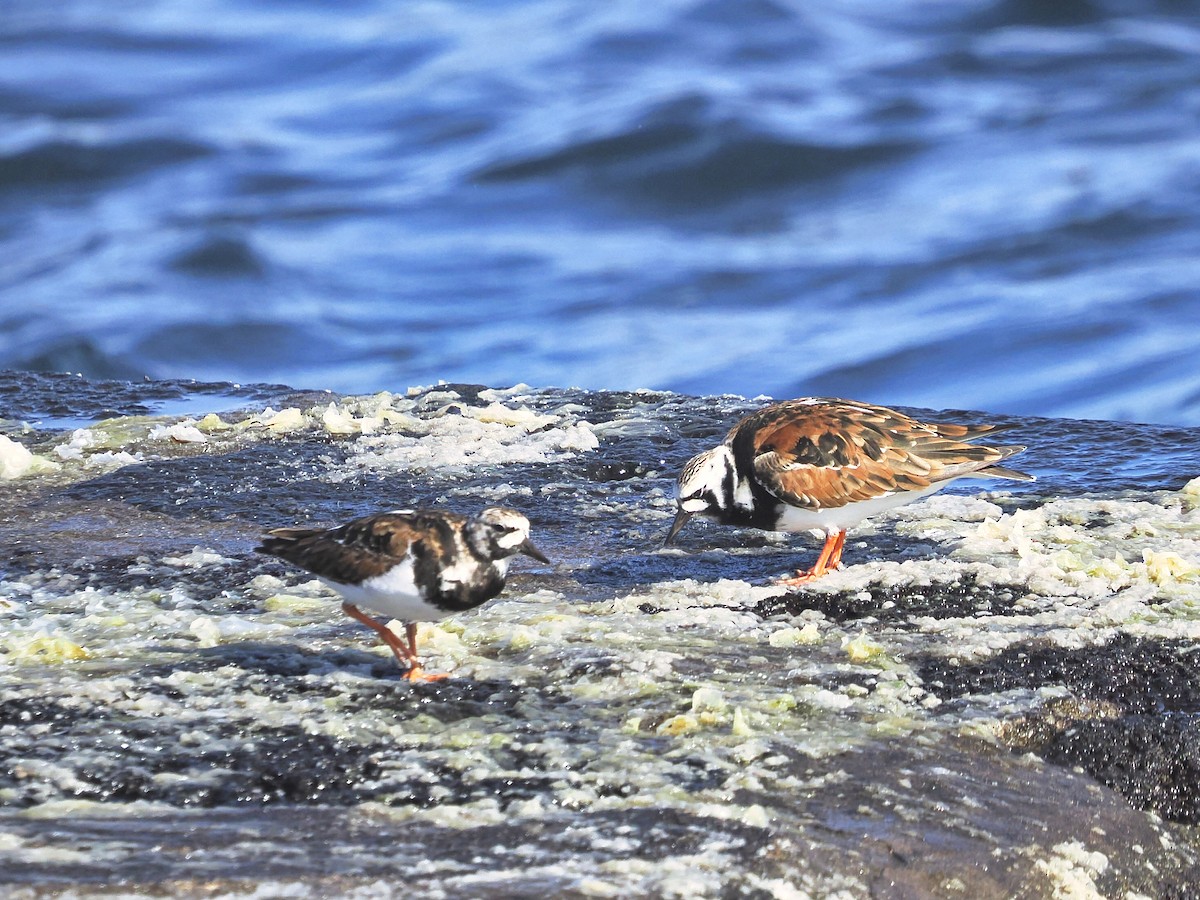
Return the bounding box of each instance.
[713,472,779,530]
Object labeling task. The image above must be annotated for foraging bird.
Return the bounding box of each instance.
[666,398,1033,584]
[256,507,548,680]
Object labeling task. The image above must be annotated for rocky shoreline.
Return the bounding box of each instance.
[2,372,1199,897]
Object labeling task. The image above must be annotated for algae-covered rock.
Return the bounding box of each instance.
[1,372,1200,897]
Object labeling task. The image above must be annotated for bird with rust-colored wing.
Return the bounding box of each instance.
[665,398,1033,584]
[256,507,548,681]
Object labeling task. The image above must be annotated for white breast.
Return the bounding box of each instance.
[773,483,945,535]
[325,558,444,622]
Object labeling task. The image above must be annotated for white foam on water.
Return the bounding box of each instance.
[335,398,599,475]
[1,389,1196,895]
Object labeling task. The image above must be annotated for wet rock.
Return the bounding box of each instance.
[922,635,1200,824]
[756,571,1026,624]
[1043,715,1200,824]
[919,633,1200,714]
[2,372,1200,896]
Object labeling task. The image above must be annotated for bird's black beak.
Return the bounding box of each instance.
[664,508,692,547]
[520,539,550,564]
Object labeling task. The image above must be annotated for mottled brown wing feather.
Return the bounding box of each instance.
[257,512,458,584]
[735,399,1015,510]
[925,420,1007,439]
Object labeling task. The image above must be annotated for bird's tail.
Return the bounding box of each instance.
[977,444,1035,482]
[255,527,323,556]
[977,464,1035,482]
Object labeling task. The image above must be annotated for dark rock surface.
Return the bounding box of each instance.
[1,372,1199,897]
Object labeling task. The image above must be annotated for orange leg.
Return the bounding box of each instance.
[777,530,847,586]
[340,603,450,682]
[827,530,847,569]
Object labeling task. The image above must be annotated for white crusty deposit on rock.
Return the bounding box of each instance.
[1,383,1198,897]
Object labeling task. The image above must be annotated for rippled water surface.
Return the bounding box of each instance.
[2,0,1200,423]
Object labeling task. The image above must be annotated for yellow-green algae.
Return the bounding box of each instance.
[1,386,1198,897]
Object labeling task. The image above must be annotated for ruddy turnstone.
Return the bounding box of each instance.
[256,507,548,681]
[665,398,1033,584]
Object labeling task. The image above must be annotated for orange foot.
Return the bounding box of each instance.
[775,529,847,587]
[402,665,451,683]
[340,604,453,681]
[776,568,836,586]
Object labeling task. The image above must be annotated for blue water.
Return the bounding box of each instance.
[2,0,1199,424]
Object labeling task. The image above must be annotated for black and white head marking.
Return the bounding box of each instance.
[467,507,549,564]
[665,445,741,545]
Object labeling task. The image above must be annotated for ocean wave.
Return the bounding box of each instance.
[475,108,918,212]
[1,0,1199,423]
[0,135,211,191]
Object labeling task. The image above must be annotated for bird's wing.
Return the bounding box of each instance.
[258,512,452,583]
[736,399,1010,511]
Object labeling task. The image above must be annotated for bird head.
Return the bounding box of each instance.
[472,507,550,563]
[665,445,735,546]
